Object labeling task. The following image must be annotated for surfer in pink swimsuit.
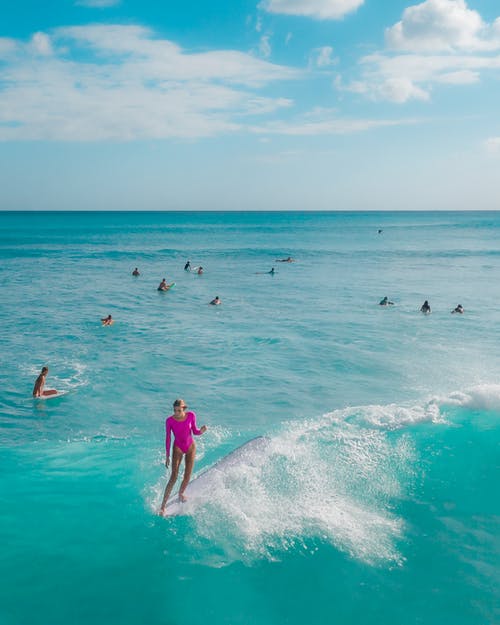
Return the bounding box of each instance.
[159,399,207,515]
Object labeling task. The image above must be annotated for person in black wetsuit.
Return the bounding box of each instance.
[420,300,431,314]
[379,296,394,306]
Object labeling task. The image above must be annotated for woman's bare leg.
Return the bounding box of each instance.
[178,443,196,502]
[159,446,183,515]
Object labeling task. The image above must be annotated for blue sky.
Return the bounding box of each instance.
[1,0,499,210]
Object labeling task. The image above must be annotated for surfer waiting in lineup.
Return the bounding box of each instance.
[268,267,275,275]
[420,300,431,314]
[101,314,114,326]
[379,296,394,306]
[209,296,221,305]
[452,304,464,314]
[132,268,140,276]
[33,366,58,398]
[184,260,191,271]
[160,399,207,515]
[158,278,169,291]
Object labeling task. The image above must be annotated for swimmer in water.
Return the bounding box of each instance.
[197,267,203,275]
[132,268,140,276]
[159,399,207,515]
[158,279,169,291]
[101,314,114,326]
[379,296,394,306]
[276,257,294,263]
[32,366,58,398]
[420,300,431,314]
[184,260,191,271]
[451,304,464,314]
[269,267,275,275]
[209,296,221,305]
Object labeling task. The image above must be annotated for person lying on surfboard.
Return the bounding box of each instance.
[101,314,114,326]
[159,399,207,516]
[32,366,58,398]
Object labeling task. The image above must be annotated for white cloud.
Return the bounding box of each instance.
[340,1,500,102]
[484,137,500,154]
[30,32,53,56]
[261,0,364,20]
[0,25,298,141]
[386,0,488,52]
[387,0,500,53]
[259,35,272,58]
[252,107,416,135]
[0,38,19,58]
[312,46,337,68]
[76,0,121,7]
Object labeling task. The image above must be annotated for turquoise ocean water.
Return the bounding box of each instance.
[0,211,499,625]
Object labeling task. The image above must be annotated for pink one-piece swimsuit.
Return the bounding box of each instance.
[165,411,202,455]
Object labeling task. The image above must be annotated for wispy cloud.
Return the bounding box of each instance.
[0,25,298,141]
[340,0,500,103]
[252,107,417,135]
[259,35,272,58]
[261,0,364,20]
[311,46,338,68]
[75,0,121,7]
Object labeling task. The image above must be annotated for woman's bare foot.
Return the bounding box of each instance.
[178,493,187,503]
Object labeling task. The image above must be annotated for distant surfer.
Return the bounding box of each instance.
[451,304,464,314]
[379,296,394,306]
[197,267,204,275]
[101,314,114,326]
[209,296,221,305]
[420,300,431,314]
[269,267,275,275]
[276,257,294,263]
[32,366,58,398]
[132,268,140,276]
[184,260,191,271]
[378,229,383,234]
[159,399,207,515]
[158,278,169,291]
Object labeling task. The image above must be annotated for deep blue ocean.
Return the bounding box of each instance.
[0,211,499,625]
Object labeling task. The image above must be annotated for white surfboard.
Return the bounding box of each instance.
[164,435,270,516]
[34,390,66,400]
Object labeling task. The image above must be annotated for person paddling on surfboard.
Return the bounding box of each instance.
[159,399,207,515]
[101,314,114,326]
[32,366,58,398]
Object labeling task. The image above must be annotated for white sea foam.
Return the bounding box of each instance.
[152,407,420,567]
[430,384,500,411]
